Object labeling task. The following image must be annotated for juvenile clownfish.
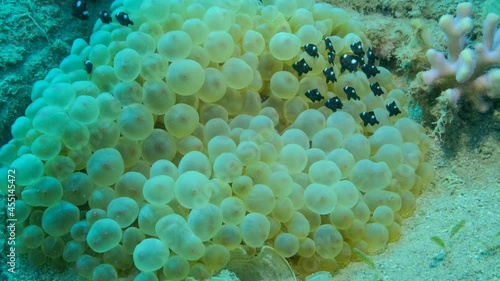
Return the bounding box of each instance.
[359,111,379,126]
[327,50,336,65]
[339,54,360,73]
[292,58,312,77]
[304,44,319,58]
[99,10,112,24]
[370,82,384,96]
[386,101,401,116]
[343,86,360,100]
[84,59,93,74]
[323,67,337,84]
[305,89,324,103]
[350,41,364,57]
[325,97,343,112]
[361,63,380,78]
[115,12,134,26]
[366,48,379,64]
[72,0,89,20]
[324,37,334,53]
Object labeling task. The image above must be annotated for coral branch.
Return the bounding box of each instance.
[421,2,500,112]
[438,2,473,62]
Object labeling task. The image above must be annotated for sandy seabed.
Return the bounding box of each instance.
[0,0,498,280]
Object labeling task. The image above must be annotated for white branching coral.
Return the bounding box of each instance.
[422,2,500,112]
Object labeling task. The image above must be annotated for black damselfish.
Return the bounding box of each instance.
[360,111,379,126]
[72,0,89,20]
[343,86,360,100]
[366,47,379,64]
[305,89,324,102]
[386,101,401,116]
[323,67,337,84]
[327,51,335,65]
[99,10,112,24]
[324,37,334,52]
[340,54,360,73]
[370,82,384,96]
[350,41,364,57]
[84,59,93,74]
[115,12,134,26]
[292,58,312,77]
[325,97,343,112]
[361,63,380,78]
[304,44,319,58]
